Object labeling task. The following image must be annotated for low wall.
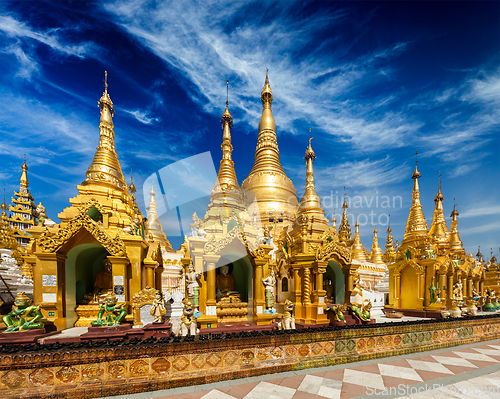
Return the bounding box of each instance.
[2,316,500,398]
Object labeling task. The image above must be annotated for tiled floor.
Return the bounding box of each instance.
[103,339,500,399]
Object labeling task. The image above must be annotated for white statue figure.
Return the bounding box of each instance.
[180,299,198,336]
[278,299,296,330]
[150,291,166,323]
[186,263,202,312]
[190,212,207,238]
[262,269,276,312]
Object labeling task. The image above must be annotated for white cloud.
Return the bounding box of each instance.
[0,15,94,58]
[120,108,159,125]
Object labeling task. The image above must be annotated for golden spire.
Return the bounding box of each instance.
[241,70,298,234]
[331,207,337,232]
[351,219,370,262]
[297,136,326,221]
[1,190,7,219]
[20,155,28,190]
[429,172,450,251]
[145,181,173,251]
[403,150,429,243]
[338,189,351,243]
[449,200,465,256]
[384,217,397,263]
[82,71,127,191]
[216,79,239,193]
[370,226,385,265]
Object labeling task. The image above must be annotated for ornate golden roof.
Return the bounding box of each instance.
[338,196,351,244]
[145,182,173,252]
[296,137,326,221]
[428,176,450,251]
[82,71,127,191]
[350,220,370,262]
[370,226,385,265]
[241,70,298,235]
[403,158,429,244]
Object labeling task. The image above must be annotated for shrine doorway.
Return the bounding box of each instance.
[65,243,109,328]
[324,261,345,304]
[400,264,419,310]
[215,253,253,303]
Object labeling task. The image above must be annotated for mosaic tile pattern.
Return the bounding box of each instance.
[163,341,500,399]
[0,317,499,398]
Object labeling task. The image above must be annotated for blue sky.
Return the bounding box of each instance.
[0,1,498,258]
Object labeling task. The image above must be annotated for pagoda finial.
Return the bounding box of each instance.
[404,150,428,243]
[221,79,233,127]
[339,189,351,243]
[331,206,337,231]
[83,72,127,191]
[20,156,28,189]
[1,189,7,217]
[351,217,369,261]
[297,135,325,220]
[370,225,385,265]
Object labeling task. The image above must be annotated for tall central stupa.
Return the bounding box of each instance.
[241,70,298,234]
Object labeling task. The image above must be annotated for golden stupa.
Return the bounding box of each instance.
[241,70,298,235]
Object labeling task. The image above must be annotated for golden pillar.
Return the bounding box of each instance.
[204,255,218,307]
[439,273,447,303]
[418,273,424,301]
[447,274,454,309]
[155,266,163,291]
[302,267,311,304]
[312,261,327,324]
[34,252,67,331]
[143,259,156,288]
[108,255,130,316]
[395,274,401,308]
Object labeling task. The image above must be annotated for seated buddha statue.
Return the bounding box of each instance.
[82,258,113,304]
[216,265,240,301]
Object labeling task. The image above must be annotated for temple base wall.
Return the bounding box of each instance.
[2,316,500,398]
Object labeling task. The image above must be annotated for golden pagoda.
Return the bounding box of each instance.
[370,226,385,265]
[428,175,451,254]
[0,196,23,266]
[145,182,174,252]
[338,196,351,244]
[351,220,370,262]
[402,157,429,246]
[387,155,483,314]
[181,88,267,328]
[383,221,397,264]
[279,137,330,324]
[6,160,37,246]
[449,202,465,256]
[241,70,298,236]
[24,72,162,330]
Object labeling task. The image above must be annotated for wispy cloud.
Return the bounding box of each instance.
[460,205,500,219]
[0,15,95,58]
[120,108,159,125]
[103,0,418,153]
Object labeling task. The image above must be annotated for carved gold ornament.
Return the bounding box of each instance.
[37,212,126,256]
